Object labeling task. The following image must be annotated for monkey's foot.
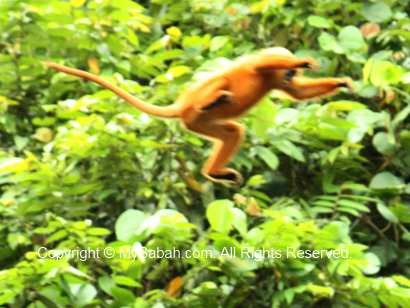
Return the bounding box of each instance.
[206,169,243,186]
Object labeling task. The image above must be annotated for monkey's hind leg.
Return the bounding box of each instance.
[187,119,245,185]
[204,121,245,185]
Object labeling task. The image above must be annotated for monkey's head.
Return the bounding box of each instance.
[271,68,352,100]
[255,47,352,97]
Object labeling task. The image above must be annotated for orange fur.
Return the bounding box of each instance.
[45,48,352,185]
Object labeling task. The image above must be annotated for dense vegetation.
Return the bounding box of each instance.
[1,0,410,307]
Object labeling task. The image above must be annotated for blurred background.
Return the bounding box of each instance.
[0,0,410,307]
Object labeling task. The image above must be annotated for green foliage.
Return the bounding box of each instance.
[1,0,410,307]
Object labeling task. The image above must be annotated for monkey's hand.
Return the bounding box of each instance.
[335,78,354,91]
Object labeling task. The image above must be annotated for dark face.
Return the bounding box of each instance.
[267,68,299,90]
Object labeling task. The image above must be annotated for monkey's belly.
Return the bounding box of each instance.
[180,104,245,129]
[208,103,252,119]
[210,92,266,119]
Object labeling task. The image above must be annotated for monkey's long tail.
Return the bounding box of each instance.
[45,62,181,118]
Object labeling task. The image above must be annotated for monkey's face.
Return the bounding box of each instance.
[269,68,301,89]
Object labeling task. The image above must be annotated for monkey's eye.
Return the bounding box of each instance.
[284,69,297,82]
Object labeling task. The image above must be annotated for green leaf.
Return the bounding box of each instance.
[400,130,410,150]
[393,275,410,288]
[402,232,410,242]
[206,200,234,234]
[168,66,191,78]
[256,146,279,170]
[311,207,334,214]
[312,200,335,208]
[326,100,366,111]
[338,26,366,51]
[376,203,399,223]
[370,172,404,191]
[275,108,298,124]
[98,276,115,296]
[0,158,30,175]
[275,140,305,162]
[307,16,332,28]
[113,275,141,287]
[337,207,360,216]
[318,32,343,54]
[0,290,17,305]
[115,209,145,242]
[210,36,230,52]
[152,49,184,62]
[87,227,111,236]
[111,286,135,306]
[392,103,410,129]
[231,208,247,235]
[7,233,30,249]
[362,253,381,275]
[391,203,410,223]
[306,284,334,297]
[47,229,68,243]
[248,97,277,137]
[14,136,29,150]
[318,124,348,141]
[373,132,396,155]
[361,2,392,23]
[246,174,267,187]
[347,109,387,143]
[369,60,404,86]
[70,283,97,307]
[402,72,410,84]
[156,66,191,82]
[338,199,370,213]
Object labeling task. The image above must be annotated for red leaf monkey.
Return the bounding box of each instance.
[45,47,352,185]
